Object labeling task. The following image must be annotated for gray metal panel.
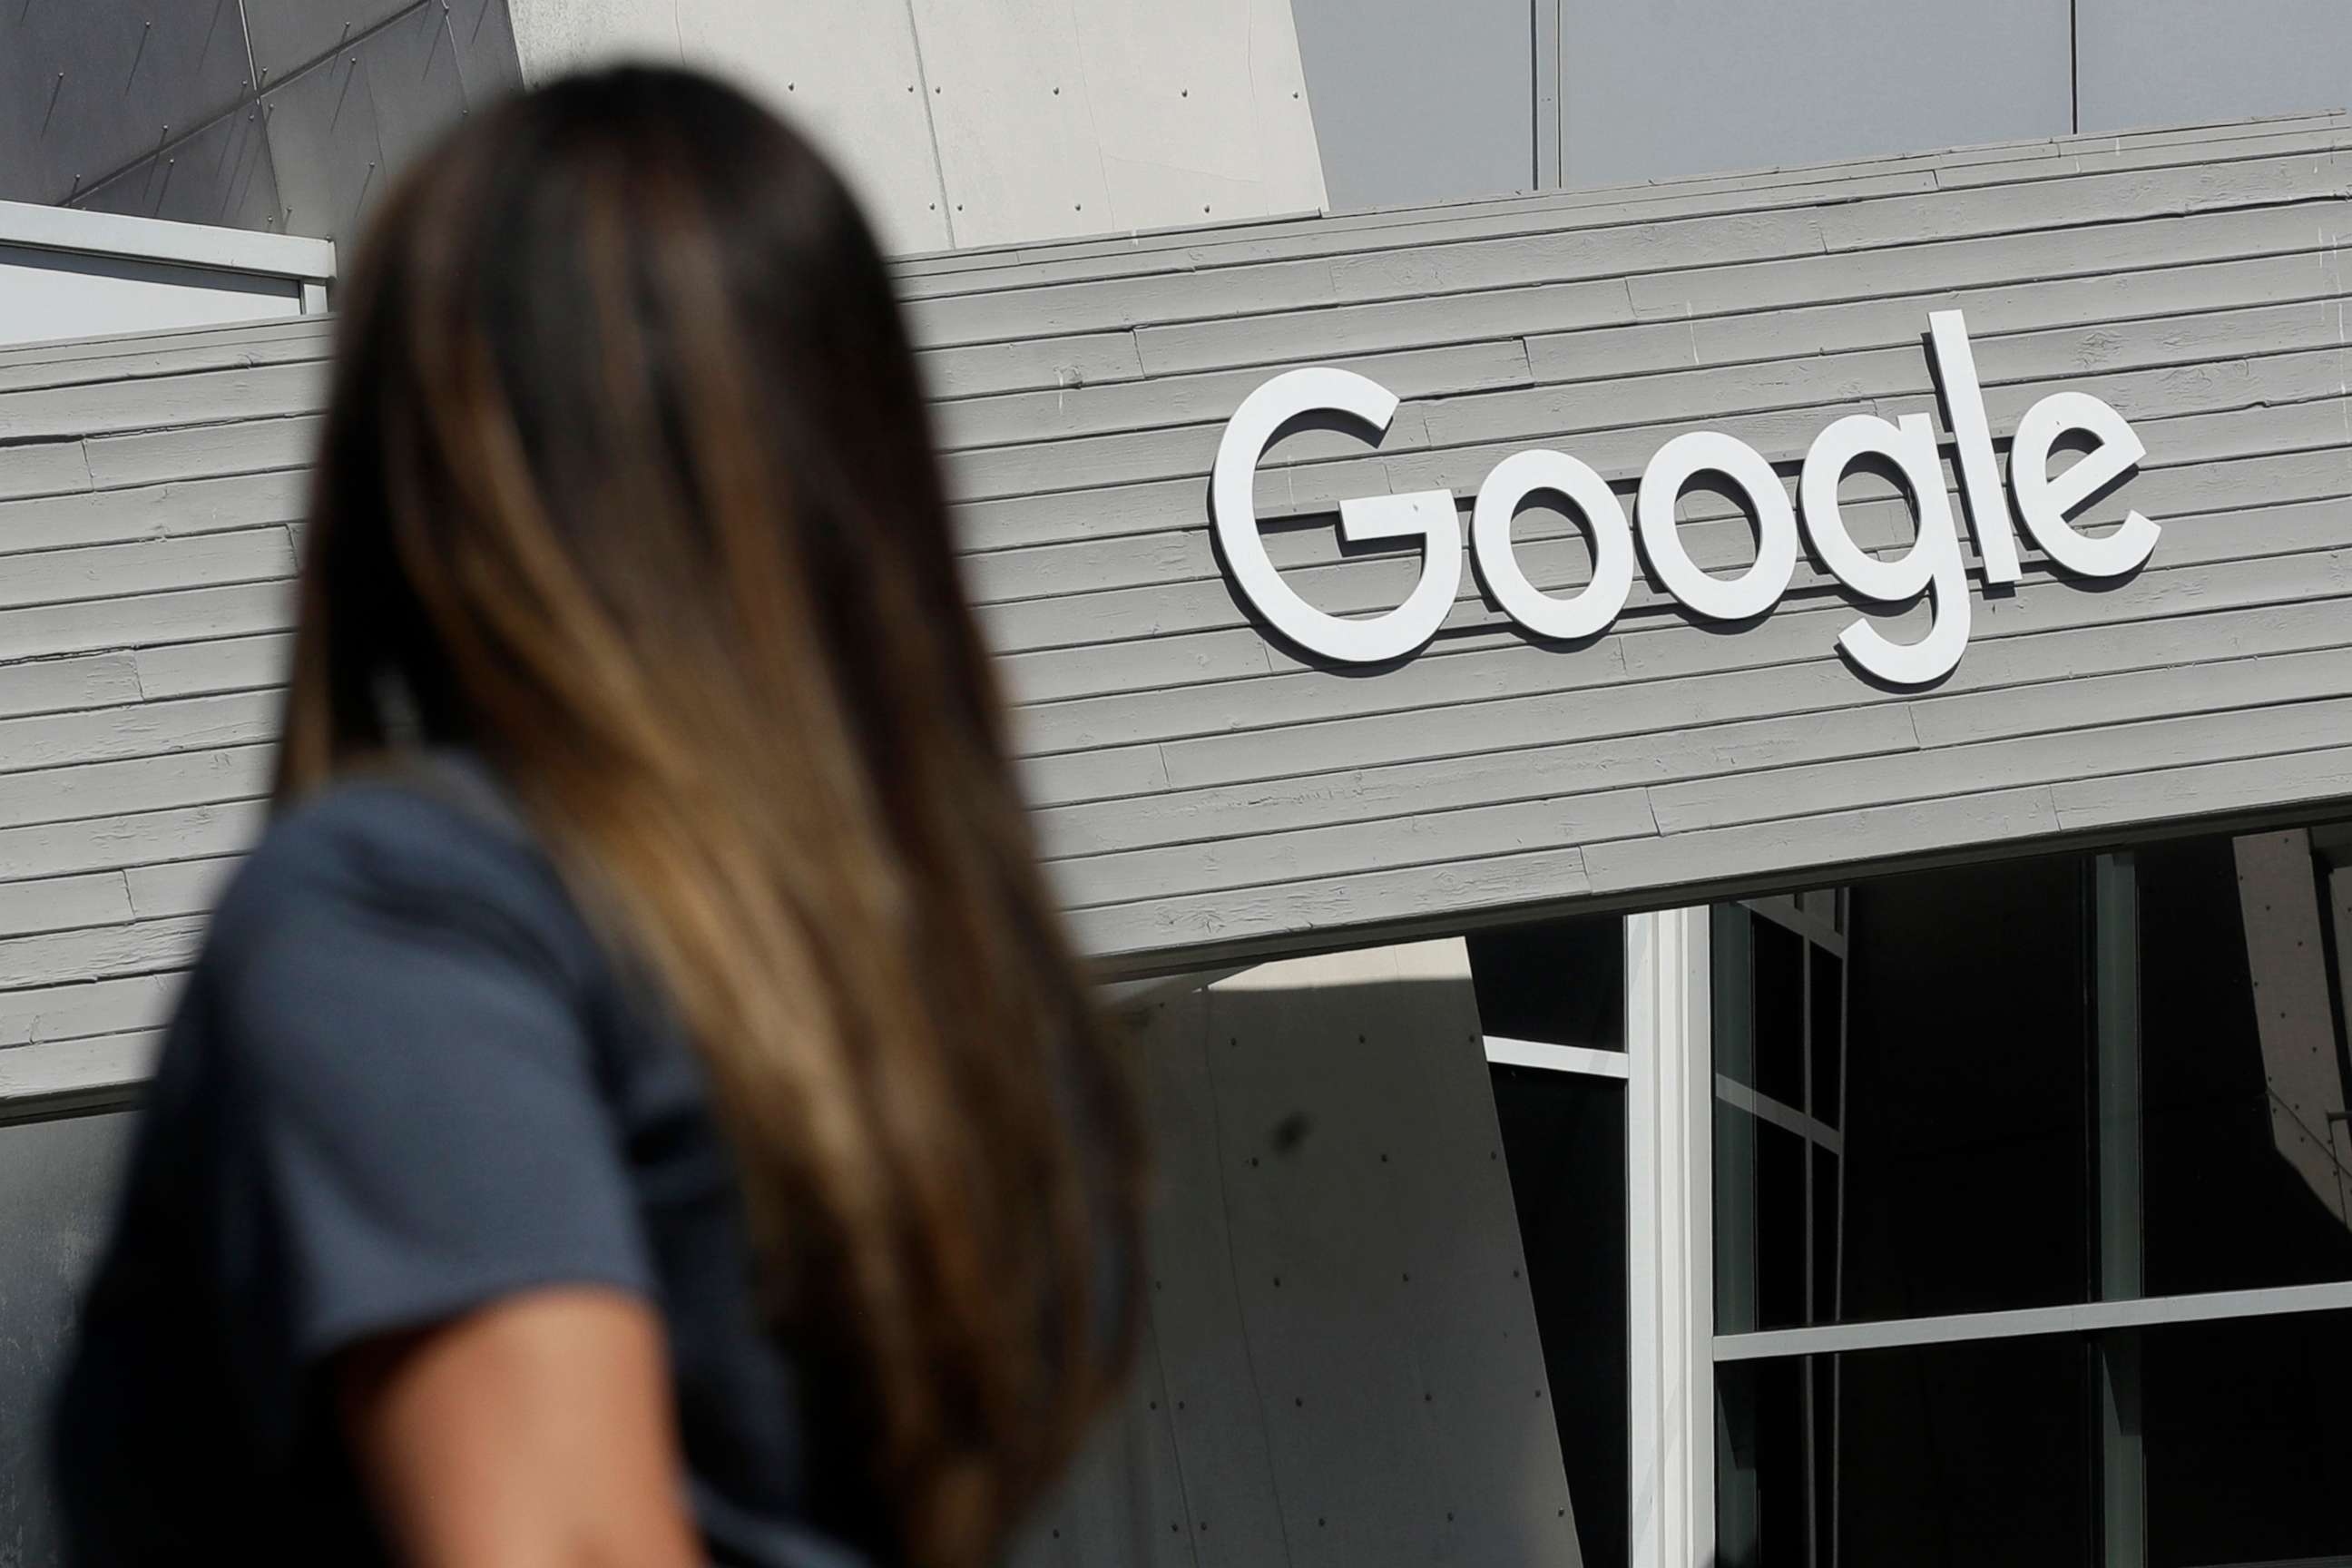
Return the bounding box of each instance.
[0,1112,133,1563]
[2077,0,2352,135]
[240,0,416,81]
[72,99,281,233]
[0,0,253,206]
[1557,0,2072,187]
[260,50,391,245]
[0,118,2348,1028]
[1289,0,1534,209]
[14,3,523,245]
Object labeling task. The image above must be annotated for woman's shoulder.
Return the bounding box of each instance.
[207,755,593,996]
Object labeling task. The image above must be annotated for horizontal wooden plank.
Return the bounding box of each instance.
[0,315,329,377]
[0,438,92,502]
[916,330,1143,402]
[1654,691,2352,834]
[936,338,1530,452]
[0,872,133,939]
[0,652,142,719]
[1820,148,2351,250]
[1630,199,2351,319]
[0,694,279,779]
[125,856,240,920]
[1065,844,1592,963]
[83,414,320,491]
[2050,740,2352,830]
[0,323,332,397]
[0,1029,163,1113]
[1049,787,1655,910]
[0,470,308,556]
[0,799,266,881]
[0,360,328,443]
[1579,786,2063,899]
[0,581,294,662]
[1064,683,2352,918]
[0,745,271,830]
[0,973,178,1047]
[133,632,294,700]
[0,916,207,990]
[0,527,293,610]
[1429,297,2337,456]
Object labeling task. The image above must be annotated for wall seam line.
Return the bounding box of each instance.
[899,0,959,248]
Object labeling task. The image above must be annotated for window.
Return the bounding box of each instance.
[1473,914,1632,1568]
[1709,826,2352,1568]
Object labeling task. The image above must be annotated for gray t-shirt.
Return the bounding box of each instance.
[51,757,871,1566]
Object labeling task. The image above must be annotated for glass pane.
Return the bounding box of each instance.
[1813,855,2091,1323]
[2141,1308,2352,1566]
[1811,1146,1840,1322]
[1716,1105,1809,1334]
[1490,1065,1628,1568]
[1808,946,1842,1130]
[1720,1336,2095,1568]
[2137,832,2352,1299]
[1718,1308,2352,1568]
[1467,913,1625,1052]
[1752,916,1807,1109]
[1715,1356,1813,1568]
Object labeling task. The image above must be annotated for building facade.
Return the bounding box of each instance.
[4,6,2352,1568]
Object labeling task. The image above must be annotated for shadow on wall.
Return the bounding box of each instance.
[1017,946,1589,1568]
[0,1110,134,1568]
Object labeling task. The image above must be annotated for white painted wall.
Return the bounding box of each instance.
[0,201,332,349]
[503,0,1327,256]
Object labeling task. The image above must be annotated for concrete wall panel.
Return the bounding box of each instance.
[1559,0,2072,187]
[0,1111,134,1566]
[506,0,1322,255]
[1063,0,1325,230]
[1015,943,1576,1566]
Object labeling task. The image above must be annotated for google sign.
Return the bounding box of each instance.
[1210,310,2160,688]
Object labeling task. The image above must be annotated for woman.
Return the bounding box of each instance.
[52,66,1144,1568]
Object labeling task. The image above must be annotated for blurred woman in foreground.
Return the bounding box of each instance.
[53,66,1143,1568]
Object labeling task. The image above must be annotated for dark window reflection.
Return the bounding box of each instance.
[1808,946,1842,1130]
[1838,855,2091,1323]
[1491,1066,1627,1568]
[2138,834,2352,1299]
[1719,1309,2352,1568]
[1753,918,1806,1109]
[1475,911,1630,1568]
[1469,914,1624,1052]
[1720,1336,2094,1568]
[2141,1308,2352,1566]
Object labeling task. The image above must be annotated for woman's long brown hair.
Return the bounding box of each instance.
[276,67,1143,1568]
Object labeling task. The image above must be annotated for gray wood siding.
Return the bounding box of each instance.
[0,112,2348,1094]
